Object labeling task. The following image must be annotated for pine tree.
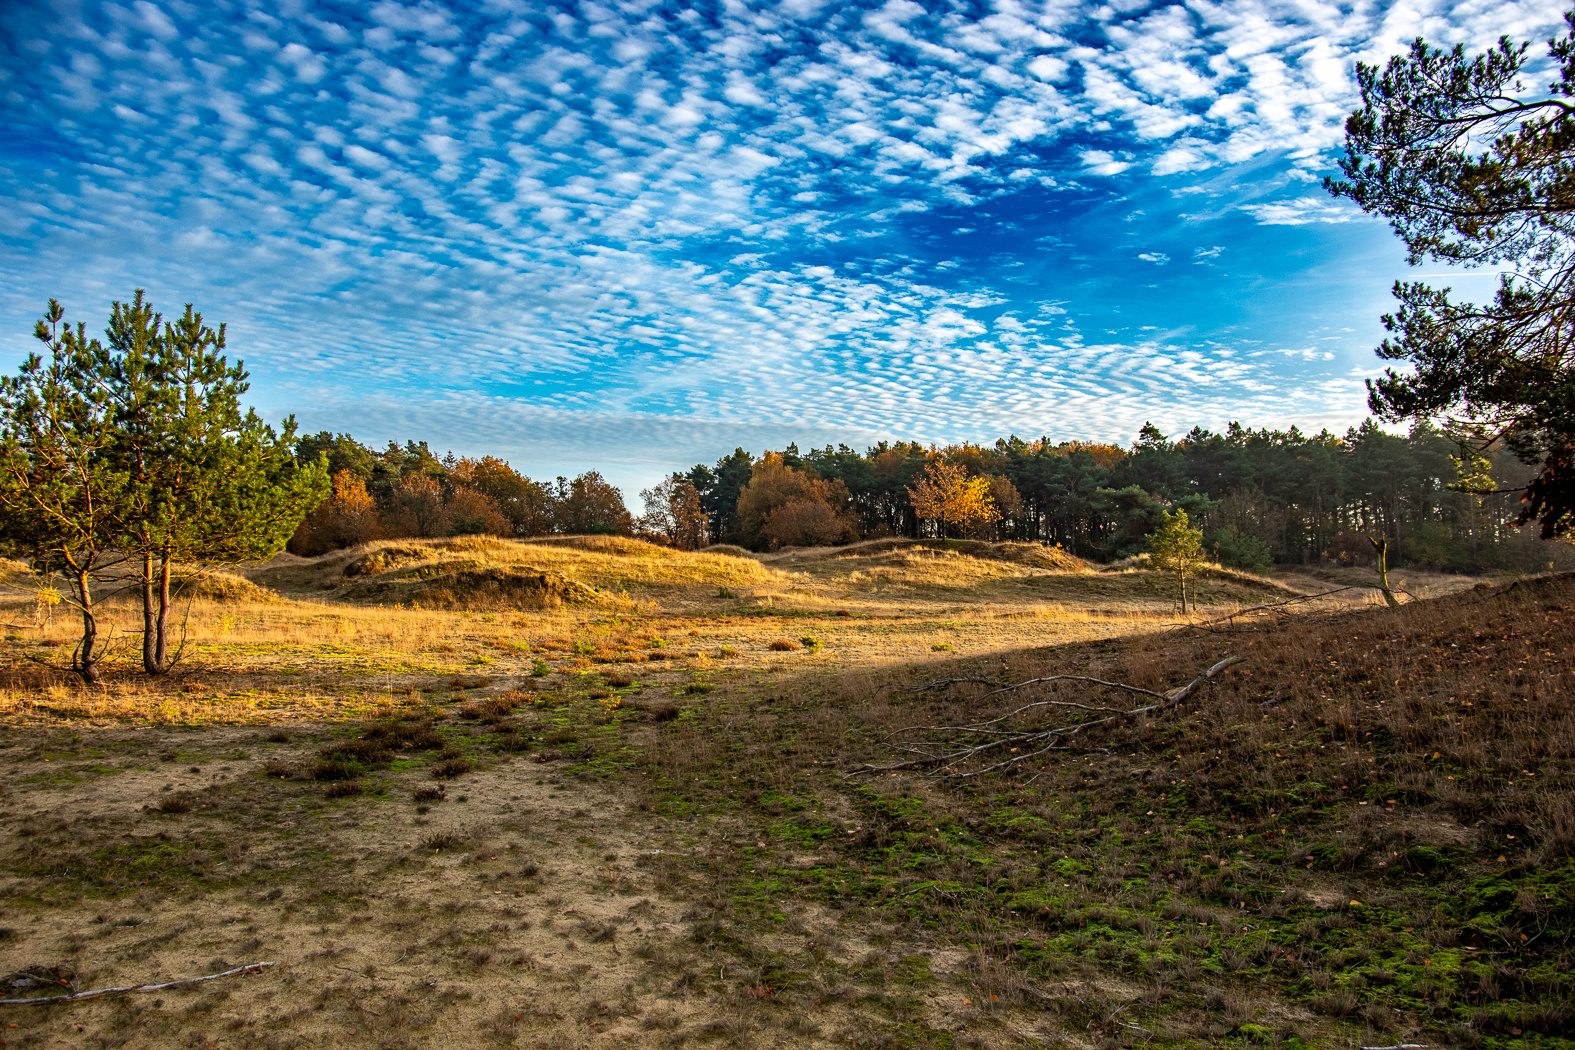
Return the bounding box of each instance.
[1147,508,1206,613]
[0,301,131,683]
[102,291,329,674]
[1328,16,1575,537]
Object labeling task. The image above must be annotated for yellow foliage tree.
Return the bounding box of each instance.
[907,461,998,539]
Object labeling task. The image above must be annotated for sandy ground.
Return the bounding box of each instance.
[0,724,1029,1050]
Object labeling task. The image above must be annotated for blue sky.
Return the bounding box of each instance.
[1,0,1566,496]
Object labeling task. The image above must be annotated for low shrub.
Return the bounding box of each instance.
[154,794,195,814]
[431,757,472,780]
[363,720,444,751]
[310,761,360,782]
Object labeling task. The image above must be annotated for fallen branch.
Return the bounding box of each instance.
[0,962,275,1006]
[849,656,1244,780]
[1174,587,1366,631]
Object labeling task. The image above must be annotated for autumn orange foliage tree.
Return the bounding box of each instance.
[763,499,848,548]
[449,456,554,536]
[638,476,710,550]
[907,460,999,539]
[286,470,383,555]
[735,454,856,549]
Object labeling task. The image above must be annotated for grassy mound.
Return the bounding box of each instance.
[516,534,670,555]
[509,536,786,588]
[405,567,602,609]
[248,535,790,601]
[180,572,282,604]
[342,544,439,577]
[989,540,1090,570]
[338,561,599,608]
[784,536,1093,571]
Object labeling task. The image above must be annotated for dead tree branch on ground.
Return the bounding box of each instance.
[0,962,275,1006]
[849,656,1244,781]
[1169,587,1367,632]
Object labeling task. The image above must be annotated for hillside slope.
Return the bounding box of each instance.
[627,575,1575,1048]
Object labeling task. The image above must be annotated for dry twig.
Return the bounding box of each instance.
[0,962,275,1006]
[850,656,1244,781]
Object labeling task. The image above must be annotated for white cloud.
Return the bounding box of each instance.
[1080,149,1131,175]
[1240,196,1362,225]
[369,1,460,40]
[132,1,179,41]
[2,0,1560,483]
[278,42,327,84]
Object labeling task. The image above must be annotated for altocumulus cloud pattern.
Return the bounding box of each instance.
[0,0,1566,485]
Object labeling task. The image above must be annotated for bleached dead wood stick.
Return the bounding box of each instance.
[0,962,275,1006]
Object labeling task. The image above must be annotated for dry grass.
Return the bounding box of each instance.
[617,574,1575,1047]
[0,542,1554,1049]
[255,535,789,596]
[0,534,1303,727]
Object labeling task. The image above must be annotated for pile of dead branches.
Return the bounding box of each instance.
[849,655,1244,782]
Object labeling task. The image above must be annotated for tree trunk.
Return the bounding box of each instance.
[140,550,174,674]
[141,552,157,674]
[1370,537,1401,609]
[155,554,171,673]
[71,569,100,684]
[1469,498,1479,570]
[1178,573,1188,614]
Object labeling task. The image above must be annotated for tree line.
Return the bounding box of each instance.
[674,423,1563,573]
[286,433,636,555]
[284,418,1565,577]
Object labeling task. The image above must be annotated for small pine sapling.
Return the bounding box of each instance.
[1147,508,1206,614]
